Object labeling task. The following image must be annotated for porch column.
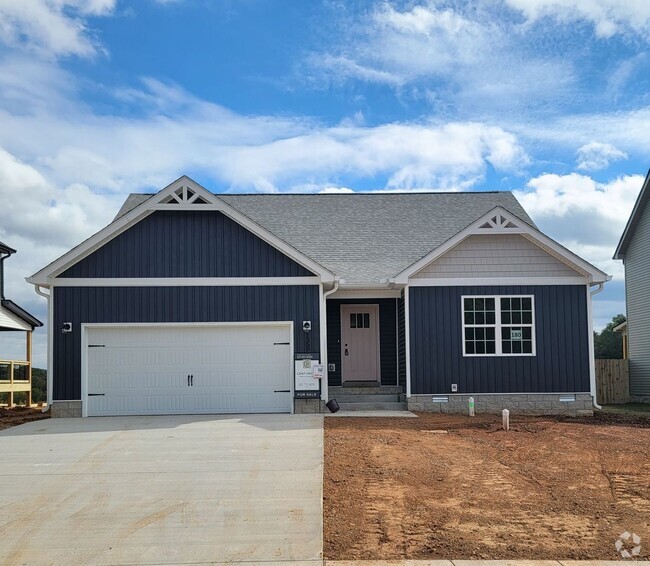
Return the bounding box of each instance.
[319,283,328,403]
[404,285,412,398]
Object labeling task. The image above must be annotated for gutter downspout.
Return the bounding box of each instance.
[588,282,605,410]
[321,278,340,403]
[34,285,52,413]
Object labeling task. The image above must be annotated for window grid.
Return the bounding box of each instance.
[461,295,536,357]
[350,312,370,329]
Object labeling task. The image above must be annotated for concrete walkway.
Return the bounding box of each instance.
[0,415,323,565]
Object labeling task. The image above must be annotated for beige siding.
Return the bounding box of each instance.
[625,199,650,397]
[412,234,583,279]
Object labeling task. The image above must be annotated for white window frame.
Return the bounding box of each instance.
[461,294,536,357]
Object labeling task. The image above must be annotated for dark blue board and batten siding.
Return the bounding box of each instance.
[409,286,590,394]
[53,286,320,401]
[59,210,314,278]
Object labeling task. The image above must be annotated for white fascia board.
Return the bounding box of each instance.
[47,277,321,287]
[329,289,402,299]
[28,176,335,286]
[394,206,611,285]
[409,276,591,287]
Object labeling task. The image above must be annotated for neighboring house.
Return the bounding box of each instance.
[614,170,650,403]
[1,241,43,406]
[28,177,610,418]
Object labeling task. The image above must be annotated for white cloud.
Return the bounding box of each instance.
[308,1,575,115]
[576,141,627,171]
[514,173,642,279]
[0,67,529,194]
[0,0,115,58]
[505,0,650,38]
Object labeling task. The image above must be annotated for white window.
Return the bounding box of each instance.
[462,295,536,357]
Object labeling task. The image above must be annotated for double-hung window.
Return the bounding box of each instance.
[462,295,535,356]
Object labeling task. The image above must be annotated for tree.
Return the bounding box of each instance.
[594,314,626,359]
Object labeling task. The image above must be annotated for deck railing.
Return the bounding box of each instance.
[0,360,32,399]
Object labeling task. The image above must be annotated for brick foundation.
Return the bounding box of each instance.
[293,399,325,414]
[406,393,594,416]
[51,400,82,418]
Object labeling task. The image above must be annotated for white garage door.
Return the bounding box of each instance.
[85,324,293,416]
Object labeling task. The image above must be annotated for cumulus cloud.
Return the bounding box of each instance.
[514,173,642,279]
[504,0,650,38]
[0,0,115,58]
[576,142,627,171]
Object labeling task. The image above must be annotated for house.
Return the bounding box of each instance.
[614,169,650,403]
[28,177,610,418]
[1,241,43,406]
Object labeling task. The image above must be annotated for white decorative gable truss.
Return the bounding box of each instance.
[28,176,335,286]
[394,206,610,286]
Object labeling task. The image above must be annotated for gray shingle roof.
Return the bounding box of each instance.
[115,191,534,284]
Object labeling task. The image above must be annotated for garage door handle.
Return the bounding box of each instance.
[274,342,290,345]
[187,375,194,387]
[274,390,290,393]
[88,393,105,396]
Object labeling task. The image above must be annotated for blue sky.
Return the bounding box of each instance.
[0,0,648,366]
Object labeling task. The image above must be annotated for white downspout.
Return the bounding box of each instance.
[34,285,52,413]
[320,278,340,403]
[588,282,605,410]
[404,285,411,399]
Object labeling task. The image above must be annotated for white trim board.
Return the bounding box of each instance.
[409,277,590,287]
[329,289,402,299]
[47,277,320,287]
[80,320,295,418]
[394,206,610,285]
[28,176,335,286]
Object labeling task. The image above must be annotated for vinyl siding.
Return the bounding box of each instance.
[409,285,590,394]
[625,198,650,396]
[59,211,313,278]
[398,292,406,389]
[53,285,320,400]
[412,234,582,279]
[326,299,398,387]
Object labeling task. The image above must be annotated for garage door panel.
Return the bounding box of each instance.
[86,325,293,416]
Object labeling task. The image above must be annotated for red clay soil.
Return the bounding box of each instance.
[0,407,50,431]
[324,412,650,560]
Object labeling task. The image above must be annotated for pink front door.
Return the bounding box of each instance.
[341,305,380,382]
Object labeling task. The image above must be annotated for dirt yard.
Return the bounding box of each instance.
[324,412,650,560]
[0,407,49,431]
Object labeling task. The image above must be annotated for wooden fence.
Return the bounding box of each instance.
[595,359,629,405]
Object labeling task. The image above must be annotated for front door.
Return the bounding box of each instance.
[341,305,380,383]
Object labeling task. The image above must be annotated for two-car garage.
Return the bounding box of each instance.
[84,323,294,417]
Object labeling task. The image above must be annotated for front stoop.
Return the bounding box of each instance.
[329,385,407,412]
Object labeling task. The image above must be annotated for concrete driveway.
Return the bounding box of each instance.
[0,414,323,565]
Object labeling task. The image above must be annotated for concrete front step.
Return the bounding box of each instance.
[333,394,400,403]
[337,401,407,411]
[329,386,403,395]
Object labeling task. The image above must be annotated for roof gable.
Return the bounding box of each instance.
[28,177,334,286]
[59,210,314,279]
[614,169,650,260]
[395,207,610,284]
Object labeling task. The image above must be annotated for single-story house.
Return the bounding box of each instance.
[614,169,650,403]
[28,177,610,417]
